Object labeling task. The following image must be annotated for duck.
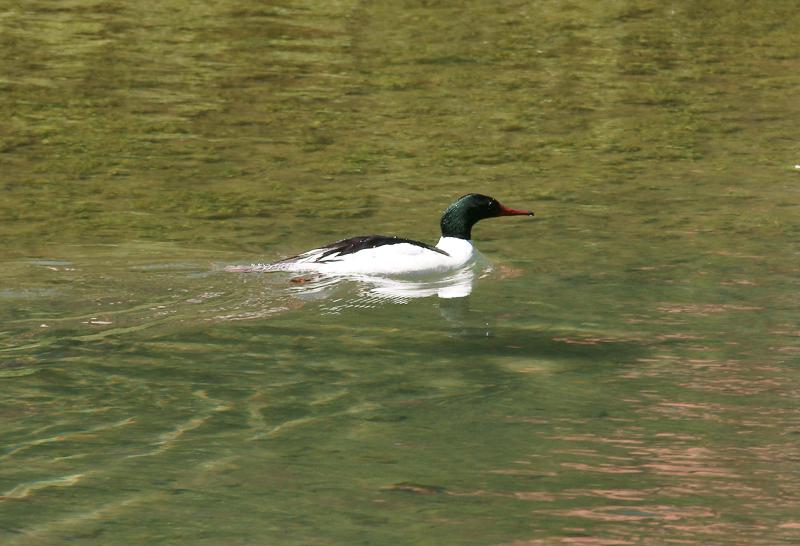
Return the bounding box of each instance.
[228,193,534,276]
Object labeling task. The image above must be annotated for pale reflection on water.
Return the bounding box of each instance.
[281,263,480,303]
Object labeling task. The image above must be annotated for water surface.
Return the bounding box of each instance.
[2,1,800,544]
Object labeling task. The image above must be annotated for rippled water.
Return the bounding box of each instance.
[2,1,800,544]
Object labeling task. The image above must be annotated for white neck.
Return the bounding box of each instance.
[435,236,475,265]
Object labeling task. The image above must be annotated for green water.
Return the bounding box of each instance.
[2,1,800,544]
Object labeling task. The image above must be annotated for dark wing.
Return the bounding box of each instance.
[273,235,448,265]
[316,235,449,261]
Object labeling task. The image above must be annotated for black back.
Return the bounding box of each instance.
[315,235,448,261]
[275,235,449,265]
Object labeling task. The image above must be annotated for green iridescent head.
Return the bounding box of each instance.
[440,194,533,240]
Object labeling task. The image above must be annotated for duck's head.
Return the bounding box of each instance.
[440,193,534,240]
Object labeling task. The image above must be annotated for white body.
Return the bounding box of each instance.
[246,237,476,276]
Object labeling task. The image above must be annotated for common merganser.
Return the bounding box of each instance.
[229,193,533,276]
